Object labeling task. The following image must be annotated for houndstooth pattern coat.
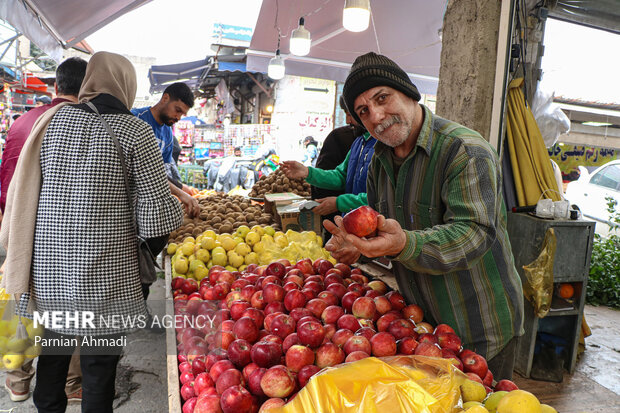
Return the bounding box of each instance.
[28,96,183,335]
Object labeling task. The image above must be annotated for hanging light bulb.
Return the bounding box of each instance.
[343,0,370,32]
[268,49,285,80]
[290,17,311,56]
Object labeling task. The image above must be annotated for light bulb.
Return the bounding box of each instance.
[343,0,370,32]
[268,50,285,80]
[290,17,311,56]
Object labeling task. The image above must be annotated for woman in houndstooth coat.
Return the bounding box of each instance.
[1,51,184,412]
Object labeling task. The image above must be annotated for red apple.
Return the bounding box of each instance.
[343,335,371,355]
[326,282,348,299]
[337,314,361,332]
[283,281,300,293]
[414,341,442,358]
[346,283,365,295]
[301,288,317,301]
[282,333,300,353]
[315,342,345,368]
[355,327,376,341]
[297,364,321,388]
[385,291,406,311]
[466,372,484,384]
[220,385,253,413]
[215,368,244,395]
[461,351,489,379]
[296,320,325,348]
[241,308,264,330]
[295,258,314,275]
[260,365,296,398]
[331,329,354,347]
[180,382,195,401]
[264,301,286,315]
[323,323,337,340]
[370,332,397,357]
[341,291,361,313]
[182,279,199,295]
[263,283,285,303]
[373,296,392,315]
[230,300,251,320]
[324,273,344,286]
[284,289,307,312]
[258,398,286,412]
[436,332,462,353]
[418,333,439,346]
[367,280,388,295]
[415,322,434,334]
[483,369,494,387]
[305,298,328,318]
[317,291,339,307]
[263,312,281,332]
[387,318,416,339]
[227,339,252,368]
[376,313,401,332]
[269,313,296,340]
[265,262,286,279]
[250,340,283,368]
[192,357,207,376]
[194,371,215,396]
[321,305,345,325]
[179,370,194,385]
[403,304,424,324]
[342,205,379,237]
[233,317,259,343]
[495,379,519,392]
[242,363,260,382]
[313,259,334,276]
[352,273,369,284]
[333,263,351,277]
[285,344,315,372]
[247,367,267,397]
[397,337,419,355]
[345,351,370,363]
[209,359,235,383]
[250,290,265,309]
[352,296,376,319]
[289,307,313,323]
[433,323,456,335]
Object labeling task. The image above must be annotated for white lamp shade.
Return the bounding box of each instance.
[290,24,311,56]
[268,54,286,80]
[343,0,370,32]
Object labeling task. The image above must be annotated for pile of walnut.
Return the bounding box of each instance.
[168,194,279,242]
[248,167,311,198]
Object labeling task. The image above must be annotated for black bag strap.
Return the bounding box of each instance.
[85,101,140,239]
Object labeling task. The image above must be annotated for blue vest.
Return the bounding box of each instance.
[345,133,376,195]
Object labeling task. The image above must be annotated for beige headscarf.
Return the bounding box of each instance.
[0,52,137,295]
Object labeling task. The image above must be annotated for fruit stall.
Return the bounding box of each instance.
[162,195,561,413]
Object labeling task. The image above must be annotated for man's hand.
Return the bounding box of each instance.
[324,215,407,261]
[280,161,309,180]
[181,184,194,195]
[313,197,338,215]
[324,218,361,265]
[178,190,200,218]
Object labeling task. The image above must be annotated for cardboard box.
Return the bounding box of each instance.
[276,200,322,234]
[264,192,308,216]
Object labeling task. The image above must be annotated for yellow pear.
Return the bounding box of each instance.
[2,353,25,369]
[200,237,216,250]
[236,225,250,239]
[211,253,227,267]
[461,380,487,403]
[235,243,251,257]
[263,226,275,236]
[484,391,508,413]
[497,390,541,413]
[166,243,178,255]
[180,242,195,256]
[173,258,189,274]
[245,231,260,247]
[244,252,259,265]
[195,248,210,263]
[250,225,265,237]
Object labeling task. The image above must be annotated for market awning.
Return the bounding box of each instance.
[247,0,444,95]
[148,55,258,94]
[0,0,152,61]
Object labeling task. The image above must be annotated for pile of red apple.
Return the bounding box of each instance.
[172,258,519,413]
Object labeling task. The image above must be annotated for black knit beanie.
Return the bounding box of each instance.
[343,52,421,124]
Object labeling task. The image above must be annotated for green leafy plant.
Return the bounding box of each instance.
[587,197,620,308]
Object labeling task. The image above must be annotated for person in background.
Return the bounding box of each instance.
[132,82,199,300]
[301,136,319,167]
[324,52,524,380]
[281,101,376,217]
[0,57,87,404]
[0,51,183,412]
[132,82,199,219]
[34,96,51,107]
[234,146,242,157]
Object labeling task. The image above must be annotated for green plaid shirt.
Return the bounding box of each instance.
[367,105,524,359]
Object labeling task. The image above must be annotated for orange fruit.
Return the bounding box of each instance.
[558,283,574,299]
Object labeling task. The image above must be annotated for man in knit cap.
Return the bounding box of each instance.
[324,52,524,380]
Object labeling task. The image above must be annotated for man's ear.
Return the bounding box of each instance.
[54,83,58,96]
[161,93,170,104]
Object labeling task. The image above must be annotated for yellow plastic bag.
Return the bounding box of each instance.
[267,356,465,413]
[522,228,557,318]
